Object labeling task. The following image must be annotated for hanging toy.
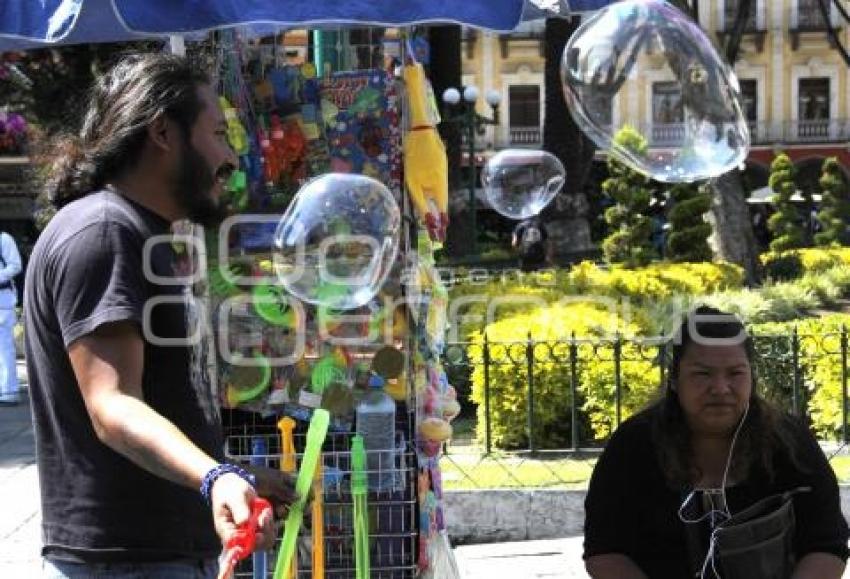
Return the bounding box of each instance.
[269,114,288,176]
[219,96,250,155]
[281,117,308,181]
[403,61,448,242]
[257,119,280,185]
[224,354,271,407]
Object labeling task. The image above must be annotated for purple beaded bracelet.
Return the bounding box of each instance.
[200,463,256,504]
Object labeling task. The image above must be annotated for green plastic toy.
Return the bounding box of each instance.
[253,284,298,328]
[225,354,271,406]
[351,435,370,579]
[273,409,330,579]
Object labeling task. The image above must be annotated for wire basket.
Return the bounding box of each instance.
[224,425,418,578]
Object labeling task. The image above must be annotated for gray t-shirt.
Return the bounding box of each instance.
[24,190,223,562]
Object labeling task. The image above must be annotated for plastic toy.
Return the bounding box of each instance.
[312,461,325,579]
[220,96,250,155]
[252,284,299,329]
[217,497,272,579]
[402,62,448,242]
[225,355,271,407]
[351,435,370,579]
[274,409,330,579]
[250,438,269,579]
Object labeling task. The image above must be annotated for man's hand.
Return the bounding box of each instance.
[211,473,276,551]
[246,465,299,518]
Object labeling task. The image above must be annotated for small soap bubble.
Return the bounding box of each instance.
[481,149,565,219]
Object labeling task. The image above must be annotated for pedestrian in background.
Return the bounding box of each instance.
[0,230,21,405]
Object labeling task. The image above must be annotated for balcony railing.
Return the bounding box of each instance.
[508,126,542,146]
[488,120,849,152]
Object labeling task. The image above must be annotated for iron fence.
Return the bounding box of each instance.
[441,328,850,453]
[437,328,850,489]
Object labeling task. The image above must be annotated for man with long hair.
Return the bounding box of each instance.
[24,54,294,578]
[583,306,848,579]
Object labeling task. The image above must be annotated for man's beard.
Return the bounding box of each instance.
[173,137,229,228]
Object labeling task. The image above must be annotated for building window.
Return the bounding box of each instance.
[652,82,683,124]
[509,85,540,127]
[724,1,757,31]
[508,85,541,146]
[797,0,828,29]
[799,78,830,120]
[739,79,757,123]
[798,77,830,140]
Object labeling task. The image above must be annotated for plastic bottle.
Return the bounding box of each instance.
[355,375,397,491]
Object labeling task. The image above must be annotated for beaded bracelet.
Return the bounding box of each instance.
[200,463,256,504]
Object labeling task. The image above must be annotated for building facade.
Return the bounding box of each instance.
[461,0,850,194]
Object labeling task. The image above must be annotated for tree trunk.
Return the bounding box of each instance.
[707,171,760,285]
[427,25,467,257]
[542,17,596,260]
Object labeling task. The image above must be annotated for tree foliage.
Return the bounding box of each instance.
[814,157,850,247]
[601,126,655,267]
[0,43,157,140]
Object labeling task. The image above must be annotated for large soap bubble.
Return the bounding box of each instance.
[561,0,749,183]
[481,149,565,219]
[273,174,400,310]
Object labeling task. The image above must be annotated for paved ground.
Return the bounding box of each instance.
[0,363,41,578]
[0,362,590,578]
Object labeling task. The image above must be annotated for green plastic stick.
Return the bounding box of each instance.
[273,409,330,579]
[351,436,370,579]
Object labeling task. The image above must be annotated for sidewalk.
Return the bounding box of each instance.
[0,362,591,578]
[0,362,41,578]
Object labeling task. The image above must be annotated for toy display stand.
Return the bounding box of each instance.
[211,25,430,579]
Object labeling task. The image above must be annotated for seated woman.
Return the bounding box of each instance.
[583,305,848,579]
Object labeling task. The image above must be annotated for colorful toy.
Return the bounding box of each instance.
[252,284,299,329]
[274,409,330,579]
[276,415,298,578]
[220,96,250,155]
[250,438,269,579]
[351,435,370,579]
[225,355,271,407]
[217,497,272,579]
[312,461,325,579]
[403,62,448,242]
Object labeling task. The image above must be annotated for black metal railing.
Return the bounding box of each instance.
[442,328,850,455]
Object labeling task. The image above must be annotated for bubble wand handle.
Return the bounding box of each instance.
[217,497,272,579]
[273,409,330,579]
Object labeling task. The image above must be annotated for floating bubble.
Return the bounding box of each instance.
[481,149,565,219]
[561,0,749,183]
[273,173,400,310]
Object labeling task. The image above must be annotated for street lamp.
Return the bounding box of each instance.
[441,85,501,256]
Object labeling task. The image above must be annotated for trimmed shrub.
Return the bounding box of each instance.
[666,182,712,262]
[601,126,656,267]
[767,153,805,251]
[815,157,850,246]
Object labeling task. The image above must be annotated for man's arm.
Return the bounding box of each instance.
[585,554,648,579]
[67,320,274,547]
[791,552,845,579]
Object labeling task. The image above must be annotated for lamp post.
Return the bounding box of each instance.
[441,85,501,256]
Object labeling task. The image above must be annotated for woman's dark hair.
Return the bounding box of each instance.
[41,53,210,208]
[651,305,806,487]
